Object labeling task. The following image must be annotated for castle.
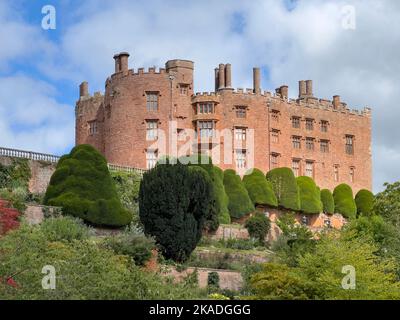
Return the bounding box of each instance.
[75,52,372,192]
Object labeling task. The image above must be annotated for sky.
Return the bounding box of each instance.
[0,0,399,192]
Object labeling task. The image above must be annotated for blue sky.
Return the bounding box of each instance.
[0,0,399,192]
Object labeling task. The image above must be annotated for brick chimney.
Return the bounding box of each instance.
[253,67,261,94]
[79,81,88,97]
[214,68,219,92]
[333,95,341,109]
[299,80,306,98]
[225,63,232,88]
[280,85,288,100]
[306,80,313,97]
[113,52,130,73]
[218,64,225,89]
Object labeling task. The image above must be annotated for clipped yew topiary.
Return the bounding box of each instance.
[245,212,271,242]
[243,168,277,207]
[44,145,132,227]
[266,168,300,211]
[296,176,323,214]
[355,189,374,217]
[333,183,357,219]
[223,169,254,219]
[212,166,231,224]
[321,189,335,214]
[139,163,213,262]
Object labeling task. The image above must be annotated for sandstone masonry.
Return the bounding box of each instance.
[76,52,372,192]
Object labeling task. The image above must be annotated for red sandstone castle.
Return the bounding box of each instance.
[75,52,372,192]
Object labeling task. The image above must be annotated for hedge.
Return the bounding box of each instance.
[223,169,254,219]
[139,163,213,262]
[297,176,323,214]
[243,168,278,207]
[320,189,335,214]
[245,212,271,242]
[355,189,374,217]
[266,168,300,211]
[44,145,132,227]
[333,183,357,219]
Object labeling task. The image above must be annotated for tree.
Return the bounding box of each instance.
[180,154,229,227]
[333,183,357,219]
[245,212,271,242]
[296,176,323,214]
[243,168,278,207]
[355,189,374,217]
[266,168,300,211]
[374,181,400,228]
[139,163,213,262]
[223,169,254,219]
[320,189,335,214]
[44,145,131,227]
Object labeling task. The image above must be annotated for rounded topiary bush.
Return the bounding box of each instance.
[296,176,323,214]
[243,168,278,207]
[245,212,271,242]
[44,145,132,227]
[266,168,300,211]
[333,183,357,219]
[139,163,213,262]
[355,189,374,217]
[223,169,254,219]
[321,189,335,214]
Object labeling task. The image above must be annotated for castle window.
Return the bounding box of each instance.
[146,150,158,169]
[235,149,247,169]
[292,159,301,177]
[320,139,329,153]
[146,92,159,111]
[235,106,247,118]
[321,120,328,132]
[88,121,98,135]
[271,129,280,143]
[292,136,301,149]
[334,165,339,182]
[179,84,189,95]
[346,135,354,155]
[306,137,315,151]
[270,153,279,169]
[292,116,301,129]
[350,167,355,183]
[305,118,314,131]
[146,120,158,140]
[198,102,214,114]
[198,121,214,138]
[271,110,280,122]
[305,161,314,178]
[235,127,247,141]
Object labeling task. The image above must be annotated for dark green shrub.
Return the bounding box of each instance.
[355,189,374,217]
[40,216,91,242]
[208,272,220,288]
[320,189,335,214]
[245,212,271,242]
[139,163,213,262]
[243,168,278,207]
[103,225,156,266]
[223,169,254,219]
[296,176,323,214]
[266,168,300,211]
[44,145,132,227]
[180,154,229,226]
[333,184,357,219]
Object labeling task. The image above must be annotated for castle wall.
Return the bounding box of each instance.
[75,53,373,192]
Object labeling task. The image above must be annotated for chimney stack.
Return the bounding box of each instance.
[280,85,288,100]
[113,52,130,73]
[79,81,88,97]
[333,95,341,109]
[306,80,313,97]
[218,64,225,90]
[253,67,261,94]
[225,63,232,88]
[214,68,219,92]
[299,80,306,98]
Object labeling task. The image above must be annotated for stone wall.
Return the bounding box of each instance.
[24,204,61,225]
[165,266,243,291]
[0,156,56,195]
